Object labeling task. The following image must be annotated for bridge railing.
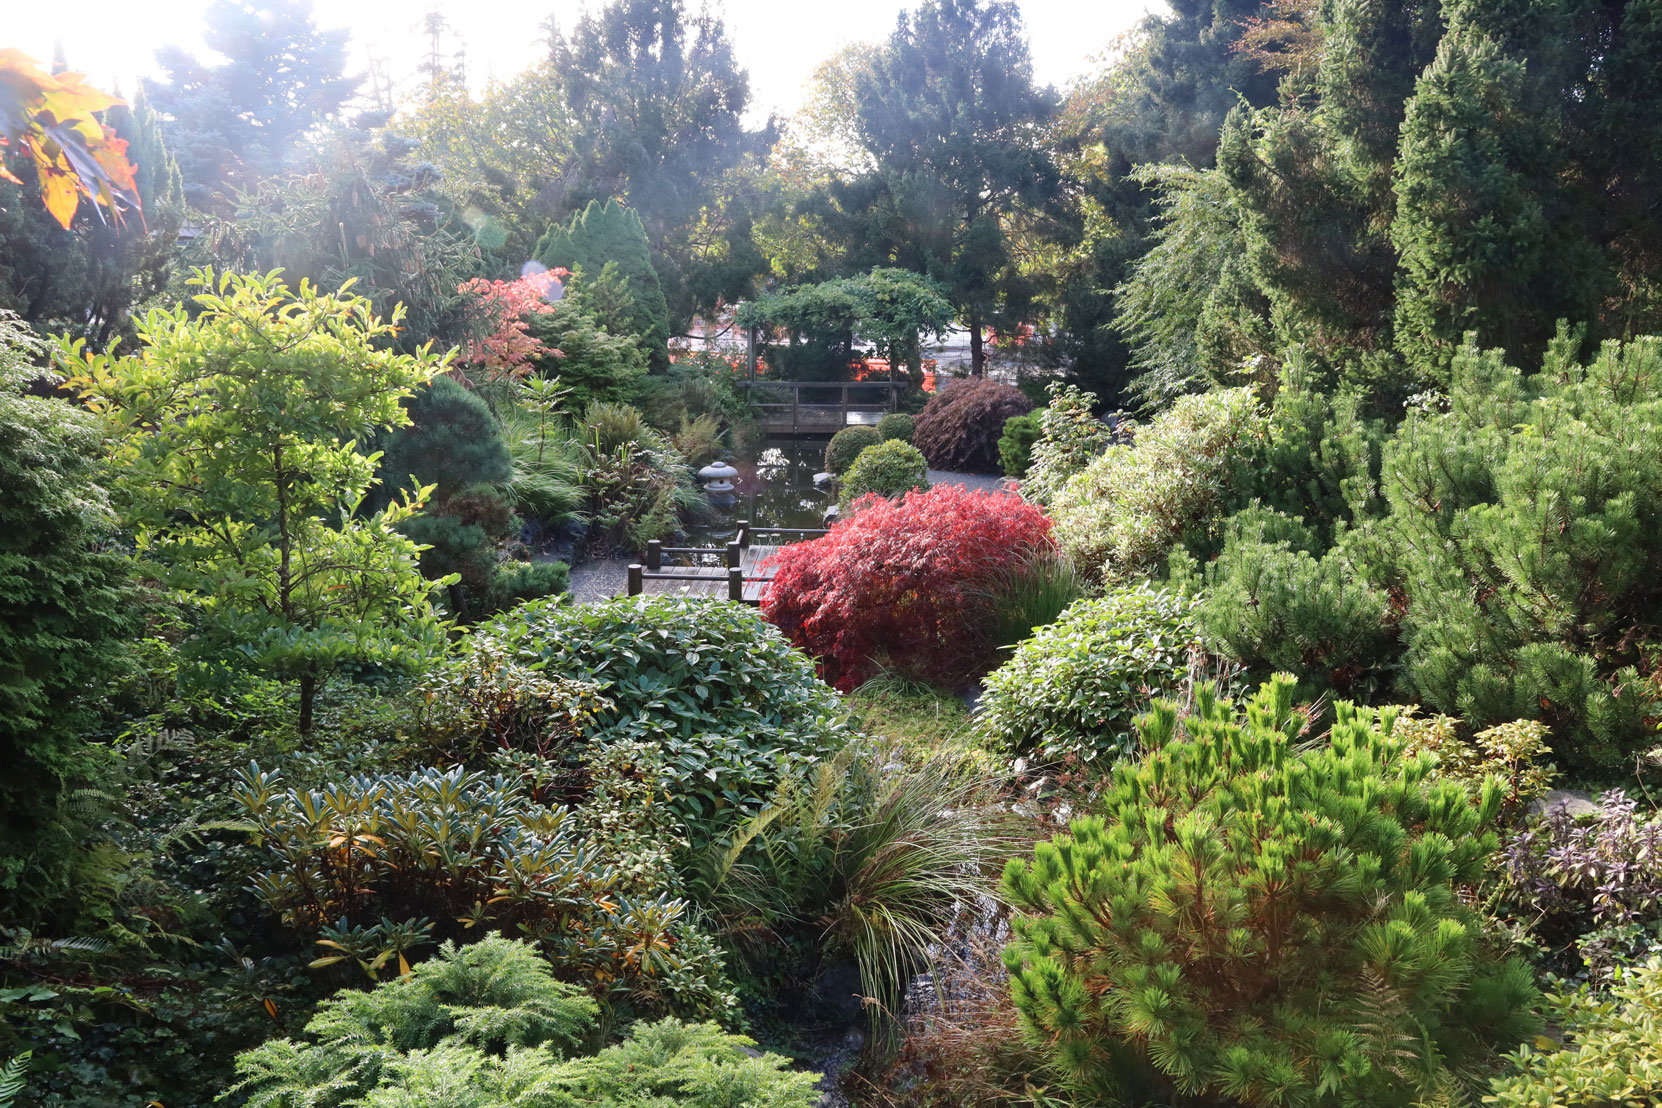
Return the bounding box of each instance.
[739,380,904,436]
[626,519,832,603]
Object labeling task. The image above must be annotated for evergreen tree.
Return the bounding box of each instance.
[547,0,769,326]
[0,313,137,892]
[534,199,671,369]
[143,0,359,210]
[843,0,1062,375]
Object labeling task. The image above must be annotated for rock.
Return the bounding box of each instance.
[1527,788,1601,819]
[813,470,834,487]
[821,505,840,526]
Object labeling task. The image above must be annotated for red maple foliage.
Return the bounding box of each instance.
[760,483,1054,691]
[456,269,567,380]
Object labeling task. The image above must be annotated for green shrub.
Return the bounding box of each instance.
[997,410,1041,477]
[485,596,851,837]
[876,411,915,442]
[1488,961,1662,1108]
[1199,331,1662,771]
[0,313,137,895]
[839,439,930,507]
[234,761,735,1017]
[1018,382,1113,506]
[975,584,1202,764]
[671,412,722,467]
[912,378,1033,473]
[1002,676,1543,1108]
[227,936,816,1108]
[1050,386,1263,582]
[1180,506,1395,701]
[825,425,882,474]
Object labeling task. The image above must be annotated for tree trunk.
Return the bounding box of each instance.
[969,312,985,376]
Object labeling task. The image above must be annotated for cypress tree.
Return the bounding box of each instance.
[535,200,671,370]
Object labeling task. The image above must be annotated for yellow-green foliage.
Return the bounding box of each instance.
[1396,711,1558,818]
[1488,961,1662,1108]
[1049,387,1264,582]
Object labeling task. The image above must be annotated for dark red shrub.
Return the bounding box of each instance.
[760,484,1054,690]
[911,378,1034,473]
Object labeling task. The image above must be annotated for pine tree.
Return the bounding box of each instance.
[1002,676,1542,1108]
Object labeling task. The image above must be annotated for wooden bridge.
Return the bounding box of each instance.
[740,380,904,437]
[626,520,829,604]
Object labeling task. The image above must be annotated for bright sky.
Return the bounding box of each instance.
[12,0,1164,119]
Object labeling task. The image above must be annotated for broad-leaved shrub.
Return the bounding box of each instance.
[1002,676,1542,1107]
[1050,386,1263,582]
[976,585,1203,764]
[1019,383,1114,506]
[227,936,816,1108]
[824,425,881,474]
[997,410,1041,477]
[911,379,1033,473]
[485,596,851,832]
[1488,961,1662,1108]
[876,411,915,442]
[1501,790,1662,976]
[762,485,1054,690]
[235,763,734,1017]
[839,439,930,507]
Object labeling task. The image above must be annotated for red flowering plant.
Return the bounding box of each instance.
[760,484,1054,690]
[455,268,567,382]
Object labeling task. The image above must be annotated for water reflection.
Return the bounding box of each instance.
[685,438,835,547]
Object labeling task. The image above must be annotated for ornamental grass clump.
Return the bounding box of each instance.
[1002,675,1542,1108]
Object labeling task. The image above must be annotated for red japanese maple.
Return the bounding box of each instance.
[456,269,567,380]
[760,483,1054,690]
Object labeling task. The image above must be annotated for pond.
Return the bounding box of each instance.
[684,439,835,548]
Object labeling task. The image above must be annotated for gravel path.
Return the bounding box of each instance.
[567,556,631,604]
[927,468,1009,493]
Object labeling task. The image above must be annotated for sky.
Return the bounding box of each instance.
[11,0,1164,119]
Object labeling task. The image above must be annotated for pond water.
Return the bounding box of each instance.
[683,439,836,548]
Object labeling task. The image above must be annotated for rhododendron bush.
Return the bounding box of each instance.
[456,268,567,379]
[761,484,1053,689]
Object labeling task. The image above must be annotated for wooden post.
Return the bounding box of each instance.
[736,520,751,550]
[747,319,757,384]
[726,540,741,569]
[727,566,744,602]
[647,539,662,571]
[628,563,644,596]
[841,382,849,428]
[792,384,799,437]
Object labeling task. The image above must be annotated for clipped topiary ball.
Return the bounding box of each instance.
[876,411,915,443]
[824,425,882,474]
[912,379,1032,473]
[840,440,930,507]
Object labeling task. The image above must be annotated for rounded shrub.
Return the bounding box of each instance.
[485,595,852,831]
[998,410,1041,477]
[762,484,1054,690]
[839,440,930,507]
[1003,676,1543,1108]
[976,584,1202,764]
[824,425,882,474]
[911,378,1033,473]
[876,411,915,442]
